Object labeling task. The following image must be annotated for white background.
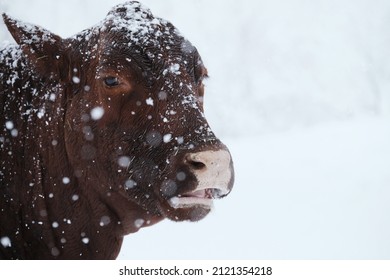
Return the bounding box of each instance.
[1,0,389,259]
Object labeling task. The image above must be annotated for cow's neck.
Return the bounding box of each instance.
[40,174,164,259]
[17,131,143,259]
[12,81,160,259]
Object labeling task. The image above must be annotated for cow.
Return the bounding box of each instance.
[0,1,234,259]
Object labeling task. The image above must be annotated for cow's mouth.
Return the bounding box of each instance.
[168,189,217,209]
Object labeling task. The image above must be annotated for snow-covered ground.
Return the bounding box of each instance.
[1,0,389,259]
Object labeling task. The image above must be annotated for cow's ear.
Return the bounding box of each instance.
[2,14,67,79]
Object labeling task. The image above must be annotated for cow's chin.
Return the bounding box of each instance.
[159,199,213,222]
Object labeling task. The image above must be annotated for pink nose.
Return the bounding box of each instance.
[184,149,234,198]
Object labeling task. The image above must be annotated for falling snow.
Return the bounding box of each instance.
[62,177,70,184]
[1,0,387,261]
[5,121,14,130]
[118,156,131,168]
[125,179,137,190]
[0,236,11,248]
[51,247,60,257]
[72,76,80,84]
[134,219,145,228]
[176,136,184,144]
[146,97,154,106]
[100,216,111,227]
[163,133,172,143]
[158,91,167,100]
[90,106,105,120]
[176,172,186,181]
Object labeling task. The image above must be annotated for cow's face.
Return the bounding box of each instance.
[4,1,234,226]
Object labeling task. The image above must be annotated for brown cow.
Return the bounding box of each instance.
[0,1,234,259]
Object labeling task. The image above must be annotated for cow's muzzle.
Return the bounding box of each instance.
[168,149,234,209]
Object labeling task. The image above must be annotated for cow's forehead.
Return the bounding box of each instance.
[100,1,182,49]
[71,1,199,85]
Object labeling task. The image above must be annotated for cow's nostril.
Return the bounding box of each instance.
[182,150,233,204]
[185,153,208,170]
[186,154,206,170]
[187,158,206,170]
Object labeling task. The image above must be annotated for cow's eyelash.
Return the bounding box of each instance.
[196,68,208,85]
[200,73,209,81]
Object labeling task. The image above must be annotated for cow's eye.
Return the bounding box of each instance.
[104,77,120,87]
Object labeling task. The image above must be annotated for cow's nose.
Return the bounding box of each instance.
[184,149,234,198]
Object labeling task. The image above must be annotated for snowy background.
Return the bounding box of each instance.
[1,0,390,259]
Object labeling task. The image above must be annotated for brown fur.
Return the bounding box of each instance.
[0,1,233,259]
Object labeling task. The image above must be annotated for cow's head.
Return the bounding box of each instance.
[3,1,234,231]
